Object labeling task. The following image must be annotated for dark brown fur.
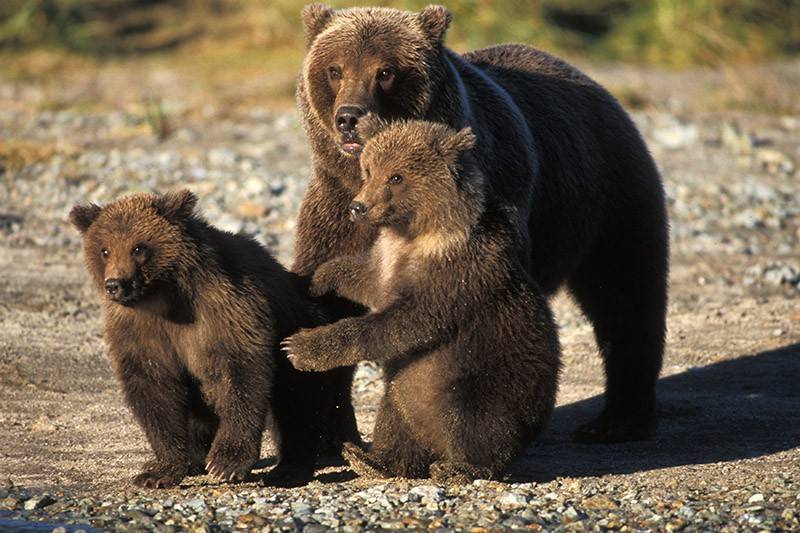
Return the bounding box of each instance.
[284,122,561,483]
[70,190,330,488]
[294,5,668,443]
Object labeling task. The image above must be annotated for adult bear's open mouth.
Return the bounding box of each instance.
[340,139,363,155]
[339,132,363,155]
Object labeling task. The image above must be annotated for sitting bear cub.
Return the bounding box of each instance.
[70,190,328,488]
[284,121,561,483]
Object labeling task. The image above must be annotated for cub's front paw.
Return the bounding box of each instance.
[205,439,258,483]
[132,462,188,489]
[281,328,339,372]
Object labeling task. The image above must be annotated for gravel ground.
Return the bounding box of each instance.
[1,63,799,531]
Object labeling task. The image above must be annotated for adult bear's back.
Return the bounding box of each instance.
[463,44,664,293]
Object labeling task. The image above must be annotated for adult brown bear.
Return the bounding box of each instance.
[293,4,668,443]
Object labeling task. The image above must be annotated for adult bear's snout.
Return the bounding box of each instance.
[336,106,366,134]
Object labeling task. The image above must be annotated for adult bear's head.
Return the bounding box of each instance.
[301,4,451,157]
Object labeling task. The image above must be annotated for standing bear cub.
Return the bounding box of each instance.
[70,190,328,488]
[284,121,561,483]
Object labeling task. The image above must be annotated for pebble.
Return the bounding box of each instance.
[498,491,529,506]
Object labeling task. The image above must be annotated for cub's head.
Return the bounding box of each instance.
[301,4,451,157]
[69,190,198,306]
[353,119,479,233]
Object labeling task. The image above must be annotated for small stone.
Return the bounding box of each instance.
[23,494,56,510]
[186,498,206,512]
[292,502,313,516]
[721,122,754,154]
[52,527,67,533]
[562,506,580,522]
[498,492,529,507]
[409,485,445,502]
[653,122,699,150]
[748,493,765,504]
[0,497,19,510]
[31,415,57,433]
[237,200,266,219]
[583,494,618,510]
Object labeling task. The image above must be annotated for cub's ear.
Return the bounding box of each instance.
[418,5,452,45]
[302,3,335,47]
[69,203,102,234]
[157,189,198,221]
[442,127,477,154]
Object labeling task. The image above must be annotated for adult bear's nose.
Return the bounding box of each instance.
[349,201,368,221]
[336,106,365,134]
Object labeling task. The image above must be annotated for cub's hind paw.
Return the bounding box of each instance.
[205,440,258,483]
[430,461,493,486]
[342,442,391,479]
[132,464,188,489]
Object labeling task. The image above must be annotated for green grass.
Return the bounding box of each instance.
[1,0,798,67]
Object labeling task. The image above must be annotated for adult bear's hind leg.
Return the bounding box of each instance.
[568,208,668,443]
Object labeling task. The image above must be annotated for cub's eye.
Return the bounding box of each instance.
[100,248,109,259]
[132,244,147,257]
[388,174,403,185]
[376,67,394,82]
[328,66,342,80]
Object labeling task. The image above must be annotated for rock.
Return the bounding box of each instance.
[748,493,765,504]
[186,498,206,512]
[292,502,313,516]
[0,497,19,510]
[653,121,699,150]
[31,415,57,433]
[562,506,580,522]
[583,495,618,510]
[721,122,754,154]
[23,494,56,510]
[409,485,445,503]
[207,147,238,167]
[757,149,795,174]
[237,200,267,219]
[498,492,529,507]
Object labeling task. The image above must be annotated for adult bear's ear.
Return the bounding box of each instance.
[302,4,335,47]
[443,127,477,154]
[418,5,452,45]
[69,203,102,233]
[157,189,198,221]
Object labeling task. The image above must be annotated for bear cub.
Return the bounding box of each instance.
[70,190,325,488]
[284,121,561,483]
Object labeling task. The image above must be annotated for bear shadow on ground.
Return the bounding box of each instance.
[512,342,800,482]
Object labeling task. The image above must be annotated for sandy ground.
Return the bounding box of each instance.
[0,60,799,529]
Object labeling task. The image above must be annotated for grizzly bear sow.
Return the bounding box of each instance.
[294,4,669,442]
[284,121,561,483]
[70,190,331,488]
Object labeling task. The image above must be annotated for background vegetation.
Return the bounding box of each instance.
[1,0,797,66]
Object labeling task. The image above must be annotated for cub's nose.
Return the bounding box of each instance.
[336,106,365,134]
[105,278,121,296]
[349,201,368,221]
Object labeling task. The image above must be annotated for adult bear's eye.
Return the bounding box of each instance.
[101,248,109,260]
[132,244,147,258]
[388,174,403,185]
[328,66,342,81]
[376,67,395,84]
